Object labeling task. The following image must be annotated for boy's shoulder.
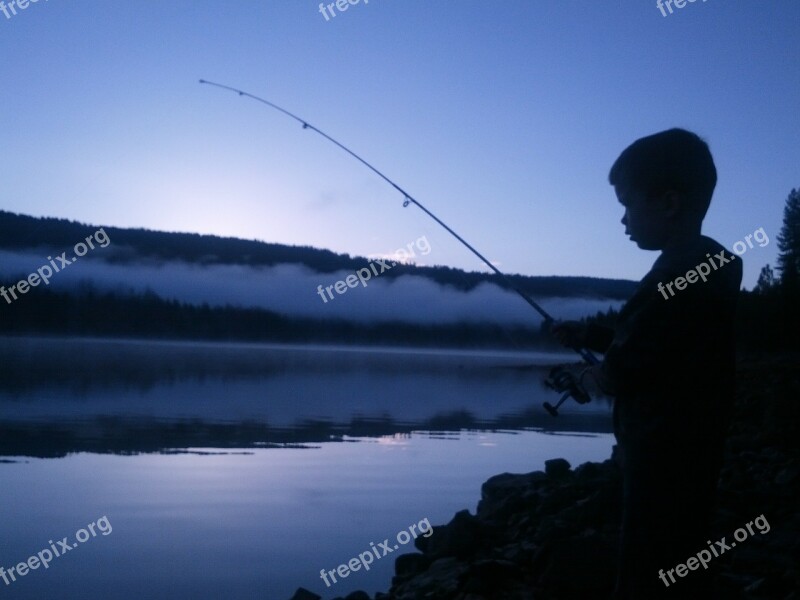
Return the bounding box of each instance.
[650,235,742,293]
[655,235,727,269]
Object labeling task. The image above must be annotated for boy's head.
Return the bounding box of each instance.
[609,128,717,250]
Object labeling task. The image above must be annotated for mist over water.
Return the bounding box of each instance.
[0,250,622,324]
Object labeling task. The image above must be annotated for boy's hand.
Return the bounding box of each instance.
[551,320,588,349]
[583,363,613,396]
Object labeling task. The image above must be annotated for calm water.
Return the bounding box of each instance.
[0,337,614,599]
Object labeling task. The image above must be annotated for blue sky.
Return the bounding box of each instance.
[1,0,798,288]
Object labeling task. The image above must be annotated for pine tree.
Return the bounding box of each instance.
[776,188,800,291]
[754,264,776,294]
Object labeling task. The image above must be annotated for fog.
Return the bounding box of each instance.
[0,250,622,325]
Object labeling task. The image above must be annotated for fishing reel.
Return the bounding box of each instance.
[543,365,592,417]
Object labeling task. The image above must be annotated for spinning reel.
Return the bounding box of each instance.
[543,365,592,417]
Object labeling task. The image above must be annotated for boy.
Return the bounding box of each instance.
[554,128,741,598]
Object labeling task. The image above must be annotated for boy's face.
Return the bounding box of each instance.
[615,185,671,251]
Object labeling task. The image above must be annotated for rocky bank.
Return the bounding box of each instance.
[291,355,799,600]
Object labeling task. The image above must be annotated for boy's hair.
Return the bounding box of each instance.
[609,128,717,220]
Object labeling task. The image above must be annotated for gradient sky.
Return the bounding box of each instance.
[2,1,798,288]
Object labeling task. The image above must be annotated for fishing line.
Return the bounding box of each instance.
[198,79,598,368]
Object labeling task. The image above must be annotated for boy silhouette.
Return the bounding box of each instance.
[554,128,741,598]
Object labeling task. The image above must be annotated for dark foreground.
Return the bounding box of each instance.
[291,355,799,600]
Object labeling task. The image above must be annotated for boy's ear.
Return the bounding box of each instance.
[661,190,683,218]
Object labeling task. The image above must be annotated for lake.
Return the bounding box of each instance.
[0,337,614,599]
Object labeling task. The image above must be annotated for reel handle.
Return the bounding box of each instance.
[543,391,571,417]
[542,365,593,417]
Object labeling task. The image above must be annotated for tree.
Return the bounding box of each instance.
[754,264,776,294]
[776,188,800,291]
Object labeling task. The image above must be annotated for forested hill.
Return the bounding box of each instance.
[0,210,637,299]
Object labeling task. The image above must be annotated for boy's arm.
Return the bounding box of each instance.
[551,321,614,354]
[599,279,680,398]
[584,323,615,354]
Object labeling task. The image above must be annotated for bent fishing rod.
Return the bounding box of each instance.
[199,79,599,414]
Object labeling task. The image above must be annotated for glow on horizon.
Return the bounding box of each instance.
[0,1,797,288]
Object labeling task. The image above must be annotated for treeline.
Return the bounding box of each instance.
[3,279,792,351]
[0,210,637,299]
[0,284,548,349]
[732,188,800,350]
[2,184,797,351]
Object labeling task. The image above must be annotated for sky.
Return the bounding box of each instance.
[2,1,798,288]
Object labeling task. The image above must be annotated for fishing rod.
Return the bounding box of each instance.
[199,79,599,414]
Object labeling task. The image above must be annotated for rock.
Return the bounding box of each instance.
[497,542,531,563]
[391,557,467,599]
[775,464,799,485]
[394,552,431,579]
[480,471,547,502]
[544,458,571,478]
[573,461,601,480]
[742,576,785,596]
[415,509,483,560]
[287,588,321,600]
[538,532,616,594]
[459,559,522,596]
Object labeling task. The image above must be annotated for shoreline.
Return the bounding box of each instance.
[290,354,799,600]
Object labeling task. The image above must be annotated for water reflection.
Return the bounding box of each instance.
[0,337,615,599]
[0,336,612,459]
